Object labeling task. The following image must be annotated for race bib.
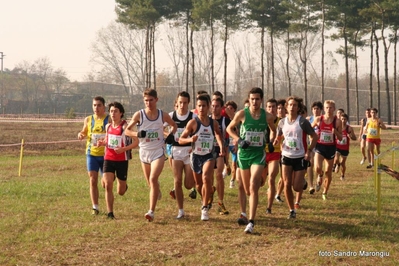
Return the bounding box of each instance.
[245,131,264,147]
[193,132,214,155]
[369,128,378,136]
[145,129,160,142]
[107,134,122,149]
[284,137,298,150]
[320,131,334,144]
[91,133,105,146]
[338,136,347,145]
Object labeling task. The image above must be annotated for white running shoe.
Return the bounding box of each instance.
[229,179,235,188]
[201,207,209,221]
[176,210,185,219]
[244,222,254,234]
[360,158,366,165]
[145,211,154,222]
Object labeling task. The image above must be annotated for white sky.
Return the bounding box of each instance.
[0,0,117,81]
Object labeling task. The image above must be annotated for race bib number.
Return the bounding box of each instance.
[245,131,264,147]
[369,128,378,136]
[145,129,159,142]
[284,137,298,150]
[107,134,122,149]
[338,136,347,145]
[194,133,214,155]
[91,133,105,146]
[320,131,334,144]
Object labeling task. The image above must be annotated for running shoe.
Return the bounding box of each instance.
[340,176,345,181]
[218,203,229,215]
[322,193,327,200]
[176,210,185,220]
[201,207,209,221]
[188,188,197,199]
[275,195,284,203]
[107,212,115,219]
[244,222,254,234]
[360,158,366,165]
[309,187,315,194]
[145,211,154,222]
[288,210,296,219]
[237,214,249,225]
[169,189,176,200]
[294,202,300,209]
[366,164,373,169]
[92,208,99,215]
[229,179,235,188]
[266,208,272,214]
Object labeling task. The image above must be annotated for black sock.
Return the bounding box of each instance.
[249,219,255,226]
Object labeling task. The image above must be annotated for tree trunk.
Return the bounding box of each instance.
[190,27,195,109]
[369,24,374,108]
[152,25,156,90]
[344,15,350,118]
[373,30,381,113]
[270,28,275,98]
[186,11,190,92]
[223,17,228,99]
[354,30,359,125]
[261,26,265,94]
[381,19,391,124]
[210,15,215,94]
[286,29,291,96]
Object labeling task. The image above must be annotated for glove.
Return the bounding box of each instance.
[238,139,250,149]
[137,130,147,138]
[268,142,275,153]
[165,133,175,144]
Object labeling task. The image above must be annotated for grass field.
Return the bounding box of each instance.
[0,121,398,265]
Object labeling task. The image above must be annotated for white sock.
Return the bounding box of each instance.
[93,204,99,210]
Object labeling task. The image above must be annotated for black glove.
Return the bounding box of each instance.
[238,139,250,149]
[268,142,275,153]
[165,133,175,144]
[137,130,146,138]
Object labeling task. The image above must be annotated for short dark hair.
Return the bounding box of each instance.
[212,91,224,100]
[286,96,304,115]
[94,96,105,105]
[266,98,277,105]
[338,108,345,113]
[277,99,286,107]
[177,91,191,102]
[197,94,210,106]
[248,87,263,99]
[225,100,237,111]
[342,113,349,119]
[143,88,157,98]
[372,108,378,113]
[311,101,323,109]
[108,101,125,118]
[197,90,208,95]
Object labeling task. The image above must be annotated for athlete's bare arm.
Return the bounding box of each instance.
[178,119,198,145]
[125,111,141,137]
[226,110,245,144]
[78,117,89,140]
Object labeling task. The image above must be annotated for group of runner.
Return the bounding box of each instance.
[78,87,386,234]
